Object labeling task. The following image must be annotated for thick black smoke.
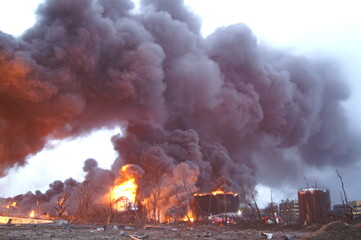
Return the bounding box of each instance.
[0,0,360,215]
[3,159,114,216]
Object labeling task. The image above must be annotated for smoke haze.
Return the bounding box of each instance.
[0,0,360,214]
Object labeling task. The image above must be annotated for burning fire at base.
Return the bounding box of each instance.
[0,203,52,224]
[1,161,240,225]
[29,210,35,218]
[180,211,195,223]
[109,164,142,212]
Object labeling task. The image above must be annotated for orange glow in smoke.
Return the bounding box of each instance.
[110,165,138,211]
[29,210,35,218]
[5,202,17,209]
[193,189,238,197]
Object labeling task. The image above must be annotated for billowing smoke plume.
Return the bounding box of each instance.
[1,0,360,216]
[3,159,114,217]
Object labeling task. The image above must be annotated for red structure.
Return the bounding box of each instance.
[298,188,330,224]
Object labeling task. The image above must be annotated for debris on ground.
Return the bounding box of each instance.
[143,225,165,230]
[204,232,212,237]
[53,219,68,226]
[0,222,309,240]
[129,233,149,240]
[306,220,361,240]
[283,233,293,240]
[261,232,273,239]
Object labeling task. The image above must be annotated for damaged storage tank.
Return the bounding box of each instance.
[298,188,331,224]
[192,190,239,218]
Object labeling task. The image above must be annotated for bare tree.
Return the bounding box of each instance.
[240,179,262,221]
[142,161,167,222]
[182,178,197,221]
[248,182,262,220]
[54,185,73,217]
[75,180,98,221]
[336,169,353,221]
[301,173,310,188]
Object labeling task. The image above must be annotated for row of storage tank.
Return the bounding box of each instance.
[193,188,332,224]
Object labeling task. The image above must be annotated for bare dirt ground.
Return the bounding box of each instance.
[0,223,306,240]
[1,221,360,240]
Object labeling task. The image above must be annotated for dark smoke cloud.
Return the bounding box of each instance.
[1,0,360,215]
[4,159,113,215]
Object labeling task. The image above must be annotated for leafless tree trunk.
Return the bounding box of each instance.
[248,182,262,220]
[148,187,160,222]
[240,179,262,221]
[182,178,196,221]
[144,162,168,223]
[240,182,256,220]
[54,185,73,217]
[75,180,97,221]
[336,169,353,221]
[301,173,310,188]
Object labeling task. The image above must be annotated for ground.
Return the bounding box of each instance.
[0,221,360,239]
[0,223,306,240]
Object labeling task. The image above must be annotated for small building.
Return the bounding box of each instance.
[333,203,347,217]
[333,201,361,219]
[279,199,299,223]
[350,201,361,218]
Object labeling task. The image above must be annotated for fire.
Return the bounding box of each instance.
[110,165,139,211]
[181,216,195,222]
[181,210,195,223]
[29,210,35,218]
[5,202,17,209]
[111,178,137,211]
[193,189,238,197]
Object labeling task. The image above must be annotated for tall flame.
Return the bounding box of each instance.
[29,210,35,218]
[110,165,139,211]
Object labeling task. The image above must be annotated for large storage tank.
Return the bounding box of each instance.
[193,192,239,218]
[298,188,331,223]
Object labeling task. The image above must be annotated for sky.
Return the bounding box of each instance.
[0,0,360,206]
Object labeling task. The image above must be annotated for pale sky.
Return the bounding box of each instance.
[0,0,360,205]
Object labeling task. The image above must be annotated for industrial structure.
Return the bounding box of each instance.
[298,188,331,224]
[333,200,361,219]
[192,192,239,219]
[279,199,299,223]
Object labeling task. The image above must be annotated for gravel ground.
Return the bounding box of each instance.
[0,223,307,240]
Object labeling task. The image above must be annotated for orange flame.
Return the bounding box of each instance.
[193,189,238,197]
[29,210,35,218]
[110,165,138,211]
[5,202,17,209]
[180,208,195,223]
[181,215,195,222]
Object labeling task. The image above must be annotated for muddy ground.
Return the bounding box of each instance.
[0,221,360,240]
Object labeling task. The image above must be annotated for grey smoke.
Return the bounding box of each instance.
[0,0,360,216]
